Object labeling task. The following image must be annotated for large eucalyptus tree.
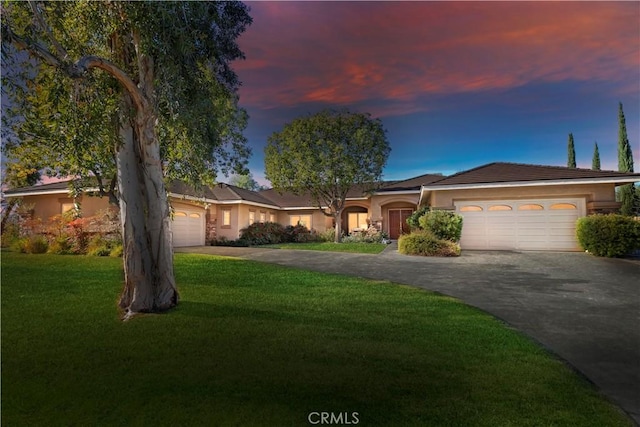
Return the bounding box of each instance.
[2,1,252,318]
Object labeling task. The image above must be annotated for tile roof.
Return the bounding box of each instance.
[428,162,640,186]
[379,173,444,191]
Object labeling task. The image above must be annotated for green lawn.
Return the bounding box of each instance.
[1,252,631,426]
[264,241,387,254]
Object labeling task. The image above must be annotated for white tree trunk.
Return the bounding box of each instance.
[117,96,177,317]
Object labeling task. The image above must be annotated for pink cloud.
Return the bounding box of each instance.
[235,2,639,117]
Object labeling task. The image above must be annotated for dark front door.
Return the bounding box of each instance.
[388,209,413,239]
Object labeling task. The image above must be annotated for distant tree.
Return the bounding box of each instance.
[1,161,41,233]
[567,133,576,168]
[592,142,601,171]
[2,1,252,317]
[228,173,266,191]
[265,110,390,242]
[616,102,636,216]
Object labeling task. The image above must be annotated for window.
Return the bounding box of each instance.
[259,211,266,223]
[550,203,577,210]
[174,212,187,217]
[189,213,201,218]
[348,212,368,232]
[460,205,482,212]
[518,204,543,210]
[269,213,276,223]
[222,209,231,227]
[248,210,255,225]
[488,204,512,211]
[290,214,312,228]
[61,202,76,214]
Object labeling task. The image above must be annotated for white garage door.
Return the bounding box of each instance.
[172,209,205,247]
[455,198,585,251]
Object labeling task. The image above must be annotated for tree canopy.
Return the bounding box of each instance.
[2,1,252,192]
[265,109,390,242]
[2,1,252,316]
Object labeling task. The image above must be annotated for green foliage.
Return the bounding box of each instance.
[618,184,639,217]
[576,214,640,257]
[2,1,252,191]
[9,237,28,253]
[228,173,265,191]
[406,205,431,230]
[398,231,461,257]
[418,210,464,242]
[617,102,634,173]
[239,222,286,245]
[265,109,390,241]
[283,224,318,243]
[567,133,576,168]
[109,244,123,258]
[23,235,49,254]
[317,227,337,243]
[86,235,116,257]
[47,234,76,255]
[592,142,601,171]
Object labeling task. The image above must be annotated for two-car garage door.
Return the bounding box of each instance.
[172,208,205,247]
[455,198,585,251]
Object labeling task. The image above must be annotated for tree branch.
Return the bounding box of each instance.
[28,0,69,61]
[4,23,147,111]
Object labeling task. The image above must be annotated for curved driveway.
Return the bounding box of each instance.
[177,245,640,424]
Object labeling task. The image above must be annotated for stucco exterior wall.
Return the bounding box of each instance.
[427,183,617,210]
[19,193,111,220]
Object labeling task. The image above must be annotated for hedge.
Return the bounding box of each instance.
[576,214,640,257]
[398,231,461,257]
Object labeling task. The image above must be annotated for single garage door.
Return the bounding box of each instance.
[172,209,205,247]
[455,198,585,251]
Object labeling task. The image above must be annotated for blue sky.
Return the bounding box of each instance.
[233,1,639,185]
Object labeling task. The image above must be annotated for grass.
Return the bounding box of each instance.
[1,252,631,426]
[264,241,387,254]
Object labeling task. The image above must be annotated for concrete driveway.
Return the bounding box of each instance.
[177,245,640,424]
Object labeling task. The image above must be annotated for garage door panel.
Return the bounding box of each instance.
[456,198,584,251]
[172,208,205,247]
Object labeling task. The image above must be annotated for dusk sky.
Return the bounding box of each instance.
[233,1,640,185]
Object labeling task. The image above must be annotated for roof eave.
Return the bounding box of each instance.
[420,176,640,194]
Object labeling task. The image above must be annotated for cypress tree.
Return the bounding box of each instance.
[567,133,576,168]
[592,142,601,171]
[617,102,636,216]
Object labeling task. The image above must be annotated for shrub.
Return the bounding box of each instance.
[109,244,124,257]
[24,235,49,254]
[240,222,285,245]
[318,227,337,242]
[406,205,431,230]
[418,210,463,242]
[283,224,318,243]
[398,231,461,257]
[47,234,75,255]
[86,235,113,256]
[342,226,389,244]
[9,237,28,253]
[576,214,640,257]
[211,237,250,247]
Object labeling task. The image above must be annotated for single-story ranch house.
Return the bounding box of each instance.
[5,162,639,251]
